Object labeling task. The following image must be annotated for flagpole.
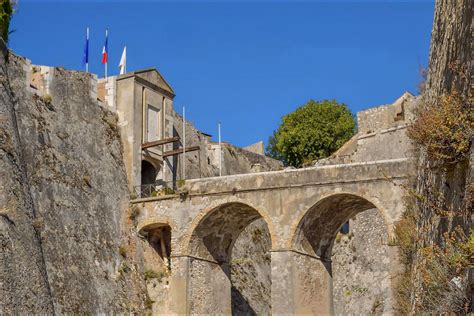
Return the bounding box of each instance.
[218,122,222,177]
[182,106,186,180]
[86,27,89,73]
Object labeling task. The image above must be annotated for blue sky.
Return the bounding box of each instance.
[10,1,434,148]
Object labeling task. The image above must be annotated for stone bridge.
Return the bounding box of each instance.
[134,158,412,315]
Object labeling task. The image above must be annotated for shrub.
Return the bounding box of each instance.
[162,187,175,195]
[118,245,127,258]
[144,269,168,282]
[129,206,140,221]
[394,206,417,265]
[407,93,473,165]
[144,295,155,310]
[41,94,52,105]
[416,228,472,313]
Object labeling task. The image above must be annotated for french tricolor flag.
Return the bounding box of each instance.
[102,29,108,65]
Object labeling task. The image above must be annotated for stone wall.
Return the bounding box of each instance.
[231,219,272,315]
[332,208,395,315]
[171,111,283,180]
[0,49,147,313]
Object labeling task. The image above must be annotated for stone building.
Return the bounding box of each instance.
[97,69,176,194]
[95,68,281,198]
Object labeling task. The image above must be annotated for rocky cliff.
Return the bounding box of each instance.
[0,46,146,314]
[425,0,472,99]
[406,0,473,313]
[0,40,54,315]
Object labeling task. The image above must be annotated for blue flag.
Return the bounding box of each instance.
[83,27,89,70]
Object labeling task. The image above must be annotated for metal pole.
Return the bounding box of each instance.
[86,27,89,73]
[182,106,186,180]
[218,122,222,177]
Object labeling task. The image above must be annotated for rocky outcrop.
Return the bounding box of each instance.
[0,49,146,314]
[0,42,54,315]
[408,0,473,312]
[425,0,472,99]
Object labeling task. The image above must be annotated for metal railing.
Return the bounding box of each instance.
[133,180,186,199]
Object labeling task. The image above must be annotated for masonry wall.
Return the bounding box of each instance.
[332,208,396,315]
[171,111,283,181]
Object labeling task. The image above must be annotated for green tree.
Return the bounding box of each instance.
[266,99,355,167]
[0,0,13,44]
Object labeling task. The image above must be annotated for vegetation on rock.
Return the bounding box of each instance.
[266,99,355,167]
[394,91,473,314]
[408,93,473,165]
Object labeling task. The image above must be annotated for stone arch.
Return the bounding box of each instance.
[187,201,273,263]
[137,216,177,237]
[184,200,274,315]
[141,159,159,185]
[182,197,277,257]
[291,192,392,260]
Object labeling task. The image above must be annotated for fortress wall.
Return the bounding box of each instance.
[357,92,417,134]
[171,111,282,181]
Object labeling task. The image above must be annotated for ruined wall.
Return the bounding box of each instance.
[219,143,284,175]
[0,48,147,313]
[172,111,283,180]
[322,92,417,165]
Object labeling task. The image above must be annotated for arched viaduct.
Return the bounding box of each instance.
[134,158,412,315]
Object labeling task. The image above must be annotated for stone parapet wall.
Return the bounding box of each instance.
[357,92,416,134]
[182,158,411,196]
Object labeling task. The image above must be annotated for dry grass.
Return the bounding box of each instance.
[407,93,473,165]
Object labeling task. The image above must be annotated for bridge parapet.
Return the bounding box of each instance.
[179,158,412,197]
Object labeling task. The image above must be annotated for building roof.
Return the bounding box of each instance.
[117,68,175,98]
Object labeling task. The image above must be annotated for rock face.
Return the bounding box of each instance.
[409,0,473,312]
[0,42,54,314]
[425,0,472,99]
[0,48,145,314]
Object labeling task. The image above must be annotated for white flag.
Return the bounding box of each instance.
[119,46,127,75]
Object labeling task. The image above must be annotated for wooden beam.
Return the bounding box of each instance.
[163,146,200,158]
[142,136,180,150]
